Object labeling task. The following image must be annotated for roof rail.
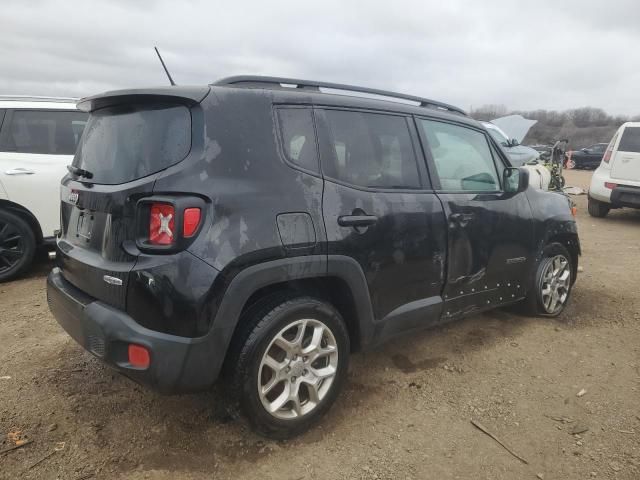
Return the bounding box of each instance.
[0,95,79,103]
[213,76,467,116]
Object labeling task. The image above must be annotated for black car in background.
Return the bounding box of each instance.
[571,143,607,169]
[47,76,580,438]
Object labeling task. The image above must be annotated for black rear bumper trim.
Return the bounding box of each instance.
[47,267,221,393]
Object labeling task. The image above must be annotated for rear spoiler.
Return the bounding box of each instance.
[77,86,210,112]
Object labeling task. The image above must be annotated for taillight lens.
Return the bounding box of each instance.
[149,203,175,245]
[603,148,613,163]
[605,182,617,190]
[183,208,201,237]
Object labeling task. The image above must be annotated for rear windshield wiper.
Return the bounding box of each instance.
[67,165,94,179]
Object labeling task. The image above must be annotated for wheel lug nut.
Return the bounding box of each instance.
[303,356,308,362]
[291,376,296,382]
[285,367,291,373]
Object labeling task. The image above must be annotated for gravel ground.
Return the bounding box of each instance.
[1,169,639,480]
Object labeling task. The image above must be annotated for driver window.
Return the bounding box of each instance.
[321,110,421,189]
[420,119,500,192]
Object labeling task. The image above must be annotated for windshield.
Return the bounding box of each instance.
[73,103,191,184]
[484,123,510,146]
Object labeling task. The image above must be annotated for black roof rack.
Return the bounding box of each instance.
[213,75,467,116]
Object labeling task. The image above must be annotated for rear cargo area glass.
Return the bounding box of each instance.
[73,103,191,184]
[618,127,640,153]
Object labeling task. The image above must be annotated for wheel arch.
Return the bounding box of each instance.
[209,255,374,379]
[538,219,580,286]
[0,199,44,245]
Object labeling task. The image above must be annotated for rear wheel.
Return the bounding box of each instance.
[522,242,573,317]
[226,296,350,439]
[0,210,36,282]
[588,196,610,217]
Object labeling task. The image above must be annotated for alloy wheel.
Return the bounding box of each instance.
[539,254,571,314]
[0,220,25,275]
[258,318,338,420]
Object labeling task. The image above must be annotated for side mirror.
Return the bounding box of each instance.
[510,138,520,147]
[581,148,588,153]
[503,167,529,194]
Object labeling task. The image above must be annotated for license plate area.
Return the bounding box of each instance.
[76,211,94,242]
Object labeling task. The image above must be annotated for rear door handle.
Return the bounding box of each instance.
[338,215,378,227]
[5,168,35,175]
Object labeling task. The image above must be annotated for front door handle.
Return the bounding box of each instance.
[338,214,378,228]
[5,168,35,175]
[450,213,474,226]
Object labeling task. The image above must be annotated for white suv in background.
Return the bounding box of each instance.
[0,96,87,281]
[588,122,640,217]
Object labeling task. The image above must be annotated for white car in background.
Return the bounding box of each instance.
[588,122,640,217]
[0,96,87,281]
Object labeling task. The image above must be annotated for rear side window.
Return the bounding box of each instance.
[420,119,499,191]
[74,103,191,185]
[277,108,319,173]
[321,110,421,189]
[617,127,640,153]
[0,110,88,155]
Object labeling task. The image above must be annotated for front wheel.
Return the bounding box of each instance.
[522,242,573,317]
[226,296,350,439]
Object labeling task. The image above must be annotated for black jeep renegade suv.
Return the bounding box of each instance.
[47,76,580,438]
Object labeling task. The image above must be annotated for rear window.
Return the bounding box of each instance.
[73,103,191,184]
[0,110,88,155]
[617,127,640,153]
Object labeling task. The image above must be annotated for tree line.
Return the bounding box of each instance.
[469,105,639,149]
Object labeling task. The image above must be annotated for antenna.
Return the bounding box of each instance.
[154,46,176,86]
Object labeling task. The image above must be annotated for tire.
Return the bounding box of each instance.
[522,242,573,317]
[0,209,36,282]
[588,196,610,218]
[225,295,350,439]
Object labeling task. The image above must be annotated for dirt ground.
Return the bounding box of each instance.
[1,169,639,480]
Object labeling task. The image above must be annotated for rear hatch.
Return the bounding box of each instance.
[611,126,640,182]
[57,87,208,309]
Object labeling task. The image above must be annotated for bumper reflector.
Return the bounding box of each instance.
[128,344,150,369]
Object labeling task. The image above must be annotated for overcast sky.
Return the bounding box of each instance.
[1,0,638,115]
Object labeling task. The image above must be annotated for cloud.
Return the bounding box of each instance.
[1,0,639,114]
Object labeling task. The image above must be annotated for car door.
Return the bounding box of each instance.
[587,144,605,167]
[316,107,447,338]
[0,109,87,237]
[0,109,6,199]
[417,117,535,321]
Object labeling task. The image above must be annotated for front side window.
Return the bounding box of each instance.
[420,120,500,192]
[321,110,421,189]
[0,110,88,155]
[277,108,319,173]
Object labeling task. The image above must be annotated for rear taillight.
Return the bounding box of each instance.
[183,208,201,237]
[603,148,613,163]
[149,203,175,245]
[138,198,205,251]
[605,182,617,190]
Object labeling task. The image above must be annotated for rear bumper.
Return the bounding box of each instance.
[611,185,640,209]
[47,267,221,393]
